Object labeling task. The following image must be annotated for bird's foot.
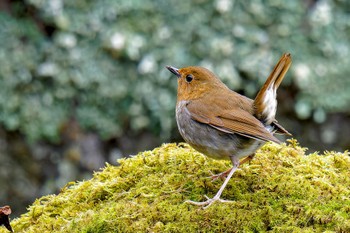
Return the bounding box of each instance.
[185,195,234,209]
[208,168,232,181]
[190,158,239,209]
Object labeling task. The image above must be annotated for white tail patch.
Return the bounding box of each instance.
[261,86,277,124]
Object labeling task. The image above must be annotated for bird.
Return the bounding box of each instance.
[166,53,292,208]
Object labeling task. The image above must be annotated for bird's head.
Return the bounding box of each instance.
[166,66,227,101]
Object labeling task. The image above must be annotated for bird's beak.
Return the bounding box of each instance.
[166,66,181,78]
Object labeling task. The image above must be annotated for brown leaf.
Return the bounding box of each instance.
[0,206,13,232]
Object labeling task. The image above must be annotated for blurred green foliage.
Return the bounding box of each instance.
[0,0,349,142]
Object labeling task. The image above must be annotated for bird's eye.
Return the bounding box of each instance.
[185,74,193,83]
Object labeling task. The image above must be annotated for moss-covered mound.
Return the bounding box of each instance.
[2,140,350,233]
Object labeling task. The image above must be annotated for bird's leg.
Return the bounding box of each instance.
[186,157,239,209]
[209,154,255,181]
[239,154,255,165]
[209,167,232,181]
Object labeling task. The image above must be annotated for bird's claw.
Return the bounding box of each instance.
[185,196,234,209]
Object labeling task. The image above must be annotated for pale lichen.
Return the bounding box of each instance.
[2,139,350,232]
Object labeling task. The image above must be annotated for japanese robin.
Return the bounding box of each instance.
[166,53,292,208]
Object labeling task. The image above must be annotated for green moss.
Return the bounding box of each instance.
[3,139,350,232]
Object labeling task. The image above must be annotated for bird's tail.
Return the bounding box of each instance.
[254,53,292,125]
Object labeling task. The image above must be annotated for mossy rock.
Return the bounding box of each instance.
[2,140,350,232]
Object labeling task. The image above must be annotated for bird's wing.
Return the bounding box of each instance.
[271,120,292,136]
[186,98,281,144]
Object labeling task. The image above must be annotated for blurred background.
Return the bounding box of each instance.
[0,0,349,217]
